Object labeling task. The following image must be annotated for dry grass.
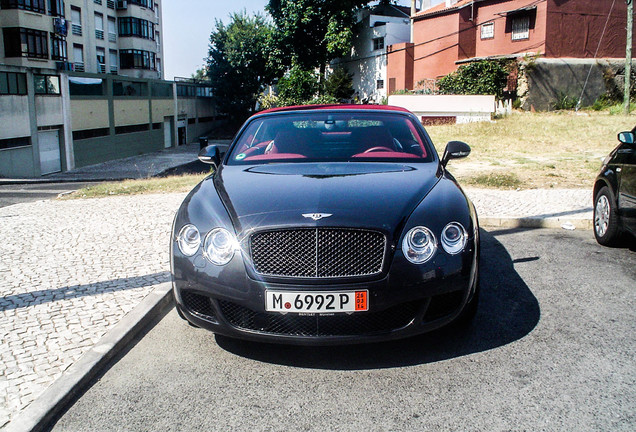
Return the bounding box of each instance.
[60,173,208,199]
[427,111,634,189]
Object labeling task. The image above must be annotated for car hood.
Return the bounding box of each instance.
[213,162,440,237]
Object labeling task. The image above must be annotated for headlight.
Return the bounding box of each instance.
[402,226,437,264]
[177,224,201,256]
[441,222,468,255]
[203,228,236,265]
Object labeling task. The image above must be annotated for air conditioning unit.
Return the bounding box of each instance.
[116,1,128,10]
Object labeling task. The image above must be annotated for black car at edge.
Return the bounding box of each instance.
[170,105,480,345]
[593,127,636,246]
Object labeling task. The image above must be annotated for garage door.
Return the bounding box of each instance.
[38,130,61,175]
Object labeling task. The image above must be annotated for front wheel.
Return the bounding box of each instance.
[594,186,620,246]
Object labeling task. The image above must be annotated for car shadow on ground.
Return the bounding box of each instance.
[216,229,541,369]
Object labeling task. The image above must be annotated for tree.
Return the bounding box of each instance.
[324,67,355,101]
[191,68,208,81]
[206,11,278,121]
[266,0,369,79]
[277,65,320,105]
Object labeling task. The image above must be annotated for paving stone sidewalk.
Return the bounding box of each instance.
[0,186,594,428]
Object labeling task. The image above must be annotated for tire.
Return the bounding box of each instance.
[594,186,621,246]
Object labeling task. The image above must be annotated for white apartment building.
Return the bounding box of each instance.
[0,0,164,79]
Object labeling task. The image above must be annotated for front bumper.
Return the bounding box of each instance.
[172,252,478,345]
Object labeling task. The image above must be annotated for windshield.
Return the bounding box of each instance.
[226,111,435,165]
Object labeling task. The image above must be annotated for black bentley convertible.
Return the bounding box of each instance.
[170,105,480,345]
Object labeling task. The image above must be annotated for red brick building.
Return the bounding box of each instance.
[388,0,635,93]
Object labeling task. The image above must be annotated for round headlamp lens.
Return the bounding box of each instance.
[441,222,467,255]
[204,228,236,265]
[177,224,201,256]
[402,226,436,264]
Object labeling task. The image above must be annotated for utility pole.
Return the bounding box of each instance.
[625,0,633,115]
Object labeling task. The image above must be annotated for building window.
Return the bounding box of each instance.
[108,17,117,42]
[96,47,106,73]
[109,49,118,73]
[113,80,148,96]
[177,84,196,98]
[0,71,28,95]
[0,137,31,150]
[373,37,384,51]
[34,75,61,95]
[118,17,155,40]
[0,0,45,14]
[376,79,384,90]
[71,7,82,36]
[73,44,84,71]
[48,0,64,17]
[3,28,48,59]
[481,22,494,40]
[50,33,67,60]
[119,49,156,70]
[95,13,104,39]
[128,0,153,10]
[512,16,530,41]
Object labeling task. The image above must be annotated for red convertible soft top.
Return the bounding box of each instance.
[257,104,411,115]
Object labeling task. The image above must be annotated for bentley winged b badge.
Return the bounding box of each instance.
[302,213,332,221]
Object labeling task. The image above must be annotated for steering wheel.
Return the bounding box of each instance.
[363,146,394,153]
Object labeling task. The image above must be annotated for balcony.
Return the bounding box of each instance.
[108,32,116,42]
[110,67,118,74]
[96,29,104,40]
[107,0,115,9]
[74,62,85,72]
[98,64,106,73]
[72,24,82,36]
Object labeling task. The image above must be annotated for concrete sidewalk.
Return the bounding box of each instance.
[0,140,231,184]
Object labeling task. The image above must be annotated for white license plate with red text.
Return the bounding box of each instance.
[265,290,368,313]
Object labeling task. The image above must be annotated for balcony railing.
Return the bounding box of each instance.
[107,0,115,9]
[94,0,102,5]
[108,32,116,42]
[110,67,118,74]
[98,64,106,73]
[72,24,82,36]
[74,62,85,72]
[96,29,104,40]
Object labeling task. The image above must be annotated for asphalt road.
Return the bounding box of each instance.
[0,183,97,208]
[49,228,636,432]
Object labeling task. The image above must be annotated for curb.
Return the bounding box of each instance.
[480,216,592,230]
[4,283,174,432]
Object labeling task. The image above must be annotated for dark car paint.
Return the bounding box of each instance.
[595,133,636,237]
[171,108,479,344]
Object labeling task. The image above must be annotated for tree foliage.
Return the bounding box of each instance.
[277,65,320,106]
[324,67,355,101]
[437,60,511,98]
[266,0,369,73]
[206,12,278,121]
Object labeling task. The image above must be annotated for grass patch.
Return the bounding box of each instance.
[61,173,208,199]
[466,173,522,189]
[428,111,633,189]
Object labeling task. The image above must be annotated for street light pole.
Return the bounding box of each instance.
[625,0,633,115]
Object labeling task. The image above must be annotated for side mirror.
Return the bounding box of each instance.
[198,145,221,167]
[441,140,471,167]
[618,131,634,145]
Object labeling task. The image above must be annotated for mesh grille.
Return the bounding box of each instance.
[250,228,386,278]
[219,300,420,337]
[181,291,217,322]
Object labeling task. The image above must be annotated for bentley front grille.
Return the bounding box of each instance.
[250,228,386,278]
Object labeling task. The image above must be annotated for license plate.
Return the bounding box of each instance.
[265,290,368,313]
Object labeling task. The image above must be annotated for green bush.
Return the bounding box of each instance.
[551,91,578,110]
[324,67,354,101]
[437,59,510,98]
[277,65,320,106]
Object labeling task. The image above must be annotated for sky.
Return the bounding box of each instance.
[162,0,444,80]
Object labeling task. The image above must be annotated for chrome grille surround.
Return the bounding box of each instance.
[250,228,386,278]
